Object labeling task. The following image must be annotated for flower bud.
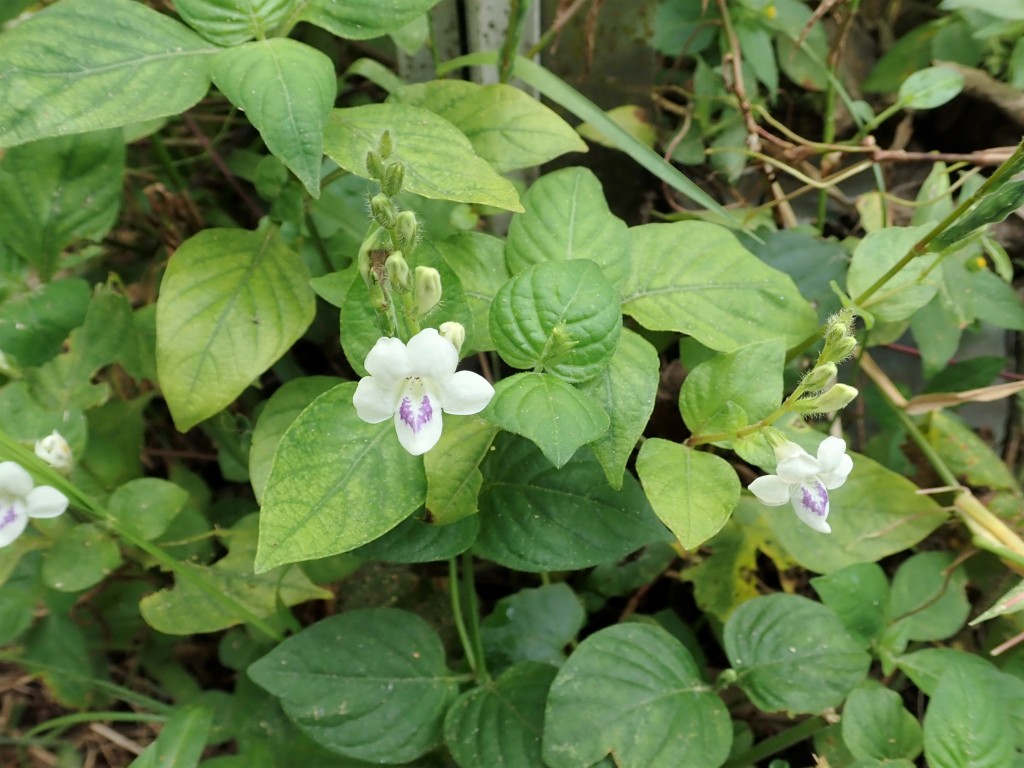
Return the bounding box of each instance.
[831,336,858,361]
[385,251,410,291]
[378,130,393,160]
[793,384,859,415]
[370,193,396,229]
[365,150,385,180]
[358,227,387,288]
[396,210,418,250]
[801,363,837,393]
[439,321,466,354]
[415,266,442,317]
[368,280,388,312]
[34,430,73,473]
[382,163,404,197]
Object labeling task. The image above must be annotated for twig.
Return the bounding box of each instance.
[181,112,265,223]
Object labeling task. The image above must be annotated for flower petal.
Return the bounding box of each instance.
[26,485,68,519]
[407,328,458,383]
[353,375,402,424]
[819,453,853,489]
[776,451,820,483]
[790,479,831,533]
[749,474,792,506]
[816,436,848,472]
[363,337,412,382]
[393,388,443,455]
[0,502,28,548]
[438,370,494,415]
[0,461,33,498]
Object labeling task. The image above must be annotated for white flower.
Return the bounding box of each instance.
[34,431,73,473]
[748,437,853,534]
[353,328,495,456]
[0,461,69,548]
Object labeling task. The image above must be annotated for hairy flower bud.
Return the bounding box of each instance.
[385,251,410,292]
[370,193,396,229]
[382,163,404,197]
[415,266,442,317]
[793,384,859,415]
[365,150,386,181]
[378,130,393,160]
[801,363,838,393]
[358,227,387,288]
[396,210,419,250]
[439,321,466,354]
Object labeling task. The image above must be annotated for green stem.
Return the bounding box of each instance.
[448,556,478,677]
[25,712,166,740]
[461,551,489,681]
[721,716,827,768]
[0,432,284,643]
[816,78,837,233]
[787,139,1024,361]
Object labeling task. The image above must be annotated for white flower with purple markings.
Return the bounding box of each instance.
[748,437,853,534]
[0,461,69,548]
[353,327,494,456]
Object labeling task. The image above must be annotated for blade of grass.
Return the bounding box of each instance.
[437,52,745,229]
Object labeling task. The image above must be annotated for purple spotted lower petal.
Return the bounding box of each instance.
[399,394,433,433]
[393,388,443,456]
[791,479,831,533]
[0,501,28,548]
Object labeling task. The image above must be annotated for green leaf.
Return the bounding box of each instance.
[863,23,939,93]
[24,612,101,708]
[212,39,335,197]
[475,435,669,572]
[470,54,735,220]
[505,167,631,288]
[130,706,213,768]
[436,231,509,352]
[622,221,817,351]
[174,0,295,45]
[759,451,947,573]
[898,65,964,109]
[248,608,458,763]
[543,623,733,768]
[41,523,123,593]
[679,520,763,623]
[680,340,785,438]
[889,551,970,642]
[108,478,189,541]
[391,80,586,173]
[811,563,890,647]
[897,649,1024,736]
[424,415,498,524]
[490,260,622,382]
[0,130,123,273]
[923,666,1015,768]
[724,593,871,714]
[480,584,586,670]
[323,104,522,211]
[746,230,848,320]
[445,662,557,768]
[352,513,478,563]
[933,181,1024,252]
[249,376,343,504]
[156,226,316,431]
[842,686,922,762]
[636,439,740,549]
[968,267,1024,330]
[578,329,659,488]
[140,516,329,634]
[484,373,610,468]
[0,0,218,147]
[846,225,939,322]
[255,383,425,571]
[0,279,90,367]
[297,0,442,40]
